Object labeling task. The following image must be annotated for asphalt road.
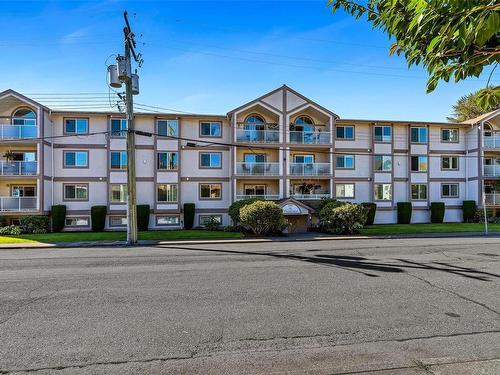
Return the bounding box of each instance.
[1,237,500,374]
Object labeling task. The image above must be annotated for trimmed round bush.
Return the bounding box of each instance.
[397,202,412,224]
[229,198,264,226]
[462,200,477,223]
[318,198,345,211]
[361,203,377,225]
[183,203,195,229]
[430,202,445,223]
[240,201,287,235]
[91,205,107,232]
[0,225,22,235]
[137,204,150,231]
[319,203,368,234]
[51,205,66,232]
[20,215,50,234]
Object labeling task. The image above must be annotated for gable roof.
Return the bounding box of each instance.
[460,108,500,125]
[0,89,49,111]
[277,197,316,214]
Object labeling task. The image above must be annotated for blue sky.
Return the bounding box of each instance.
[0,0,497,121]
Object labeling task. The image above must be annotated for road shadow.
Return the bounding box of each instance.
[156,245,499,281]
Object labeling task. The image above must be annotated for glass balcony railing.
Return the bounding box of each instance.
[289,131,330,144]
[236,129,279,143]
[289,163,331,176]
[484,135,500,149]
[235,162,280,176]
[0,161,37,176]
[235,194,280,200]
[485,193,500,206]
[484,165,500,177]
[0,125,37,140]
[0,196,38,212]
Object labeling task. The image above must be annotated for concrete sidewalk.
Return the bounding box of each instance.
[0,231,498,249]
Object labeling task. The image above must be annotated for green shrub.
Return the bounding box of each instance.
[91,206,107,231]
[361,203,377,225]
[397,202,412,224]
[318,198,345,211]
[229,198,264,225]
[51,205,66,232]
[319,203,368,234]
[203,217,220,231]
[183,203,195,229]
[0,225,22,235]
[430,202,445,223]
[20,215,50,234]
[462,200,477,223]
[137,204,150,231]
[240,201,287,235]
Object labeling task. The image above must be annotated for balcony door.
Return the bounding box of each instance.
[244,154,266,174]
[11,185,36,197]
[244,184,266,197]
[294,155,315,164]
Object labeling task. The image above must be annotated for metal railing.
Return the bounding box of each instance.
[236,129,279,143]
[484,164,500,177]
[290,193,331,200]
[288,162,331,176]
[484,135,500,149]
[485,193,500,206]
[289,131,330,144]
[235,194,280,200]
[0,125,37,139]
[0,161,37,176]
[235,162,280,176]
[0,196,38,212]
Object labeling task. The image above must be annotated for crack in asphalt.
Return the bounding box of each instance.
[0,284,53,327]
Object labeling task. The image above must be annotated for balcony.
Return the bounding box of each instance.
[290,193,330,200]
[236,129,279,143]
[485,193,500,206]
[289,163,331,176]
[235,194,280,200]
[0,161,37,176]
[484,165,500,177]
[289,131,330,145]
[0,197,38,212]
[484,135,500,149]
[236,162,280,176]
[0,125,37,140]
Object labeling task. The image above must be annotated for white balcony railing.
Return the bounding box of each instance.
[484,164,500,177]
[235,194,280,200]
[289,131,331,144]
[0,196,38,212]
[290,193,331,200]
[289,163,331,176]
[236,129,279,143]
[0,125,37,140]
[0,161,37,176]
[236,162,280,176]
[485,193,500,206]
[484,135,500,149]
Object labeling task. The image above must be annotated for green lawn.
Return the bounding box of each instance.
[361,223,500,236]
[0,230,243,245]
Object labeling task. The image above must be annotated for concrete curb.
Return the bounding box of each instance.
[0,231,498,250]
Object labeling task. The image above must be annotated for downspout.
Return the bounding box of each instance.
[49,109,54,208]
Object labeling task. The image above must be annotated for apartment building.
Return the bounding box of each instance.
[1,86,499,230]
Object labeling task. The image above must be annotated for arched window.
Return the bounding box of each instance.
[12,108,36,126]
[294,116,314,132]
[244,114,265,130]
[484,123,493,137]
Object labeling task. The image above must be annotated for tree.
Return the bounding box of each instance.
[326,1,500,108]
[448,88,500,122]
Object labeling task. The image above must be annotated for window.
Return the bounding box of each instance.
[110,184,127,203]
[110,151,127,170]
[109,216,127,227]
[65,217,90,227]
[12,108,36,126]
[199,215,222,226]
[336,183,355,198]
[156,215,180,226]
[111,118,127,136]
[157,119,178,137]
[157,184,178,202]
[294,154,315,163]
[336,125,354,140]
[411,127,428,143]
[411,155,428,172]
[11,186,36,197]
[442,183,459,198]
[244,115,265,130]
[411,184,428,200]
[374,125,391,142]
[244,184,266,196]
[374,155,392,172]
[441,129,459,143]
[200,152,222,168]
[200,121,222,137]
[64,184,88,200]
[441,156,459,170]
[293,116,315,132]
[200,183,222,199]
[64,118,88,134]
[63,151,88,168]
[157,152,178,170]
[336,155,355,169]
[374,184,392,200]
